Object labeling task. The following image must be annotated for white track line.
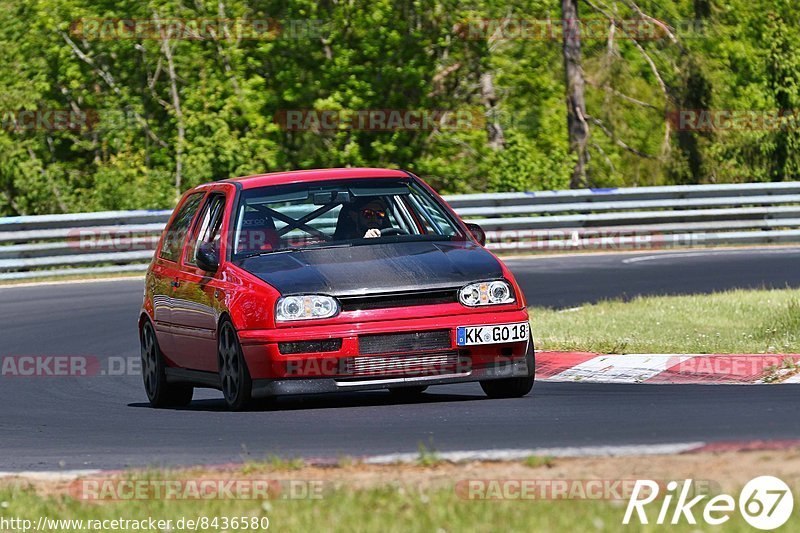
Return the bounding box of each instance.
[0,442,706,481]
[0,444,708,477]
[782,373,800,384]
[0,469,101,481]
[0,276,144,290]
[622,248,800,264]
[363,443,706,464]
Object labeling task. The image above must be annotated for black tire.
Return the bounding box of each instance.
[480,335,535,399]
[388,385,428,398]
[218,319,253,411]
[140,320,193,408]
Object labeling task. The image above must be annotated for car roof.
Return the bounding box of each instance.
[223,168,411,190]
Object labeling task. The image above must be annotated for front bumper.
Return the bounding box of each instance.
[251,355,531,397]
[238,308,532,393]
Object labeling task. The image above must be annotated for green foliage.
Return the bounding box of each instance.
[487,131,573,192]
[0,0,798,215]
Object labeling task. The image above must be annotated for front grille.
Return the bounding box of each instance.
[278,338,343,355]
[359,330,452,355]
[339,289,457,312]
[343,351,461,377]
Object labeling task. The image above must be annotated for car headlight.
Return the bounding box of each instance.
[459,280,515,307]
[276,295,340,321]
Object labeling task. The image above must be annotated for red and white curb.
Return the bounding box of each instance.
[536,352,800,384]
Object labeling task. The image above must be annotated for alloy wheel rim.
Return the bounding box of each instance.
[219,325,240,403]
[141,325,159,398]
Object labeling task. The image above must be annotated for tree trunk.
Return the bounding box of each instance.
[480,72,506,150]
[155,12,185,200]
[562,0,589,188]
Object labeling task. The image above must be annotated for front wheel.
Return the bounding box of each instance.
[140,321,193,408]
[218,319,253,411]
[480,335,535,399]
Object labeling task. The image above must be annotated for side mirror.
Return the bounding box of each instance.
[465,223,486,246]
[195,241,220,272]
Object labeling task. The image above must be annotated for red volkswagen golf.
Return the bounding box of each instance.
[139,168,534,409]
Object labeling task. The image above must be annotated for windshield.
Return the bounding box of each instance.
[231,178,464,257]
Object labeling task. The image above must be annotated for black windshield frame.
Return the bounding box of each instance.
[230,177,466,260]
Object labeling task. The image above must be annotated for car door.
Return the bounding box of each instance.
[169,191,229,372]
[150,191,205,361]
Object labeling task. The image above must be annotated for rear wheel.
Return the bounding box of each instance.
[140,321,193,408]
[388,385,428,398]
[480,335,535,399]
[218,319,253,411]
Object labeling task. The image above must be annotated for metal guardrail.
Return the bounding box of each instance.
[3,181,800,280]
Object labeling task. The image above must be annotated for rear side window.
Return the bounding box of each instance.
[159,192,204,262]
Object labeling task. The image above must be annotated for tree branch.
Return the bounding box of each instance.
[59,30,118,92]
[582,0,673,153]
[586,114,656,159]
[618,0,683,50]
[154,12,186,197]
[62,32,169,149]
[3,189,21,215]
[585,78,659,109]
[592,141,616,173]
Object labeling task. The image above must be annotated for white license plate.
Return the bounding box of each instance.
[456,322,529,346]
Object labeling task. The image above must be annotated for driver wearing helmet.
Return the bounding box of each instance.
[334,198,392,240]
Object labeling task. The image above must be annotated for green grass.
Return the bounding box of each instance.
[524,455,556,469]
[241,456,306,474]
[0,483,786,532]
[531,289,800,354]
[416,443,442,467]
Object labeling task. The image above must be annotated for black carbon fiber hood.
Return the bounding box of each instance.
[235,240,503,296]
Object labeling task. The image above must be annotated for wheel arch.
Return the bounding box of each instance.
[138,312,153,333]
[216,311,234,339]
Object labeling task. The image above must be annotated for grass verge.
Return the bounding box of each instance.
[531,288,800,354]
[4,448,799,533]
[0,484,778,532]
[0,273,144,287]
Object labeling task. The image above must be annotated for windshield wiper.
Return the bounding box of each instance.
[236,249,292,260]
[237,242,354,260]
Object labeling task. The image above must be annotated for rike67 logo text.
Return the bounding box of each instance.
[624,476,794,530]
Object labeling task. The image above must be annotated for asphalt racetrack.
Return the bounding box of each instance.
[2,247,800,471]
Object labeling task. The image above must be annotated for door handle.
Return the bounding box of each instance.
[171,280,180,288]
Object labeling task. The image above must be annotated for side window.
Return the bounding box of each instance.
[407,185,458,236]
[159,193,204,262]
[186,194,226,265]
